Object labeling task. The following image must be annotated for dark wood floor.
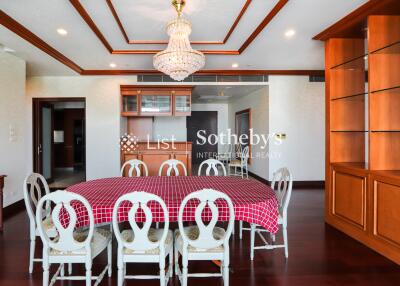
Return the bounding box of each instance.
[1,189,399,286]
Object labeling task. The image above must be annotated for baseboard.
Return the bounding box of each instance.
[3,199,25,218]
[248,171,270,185]
[248,171,325,189]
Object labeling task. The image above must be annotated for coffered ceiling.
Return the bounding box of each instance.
[0,0,368,76]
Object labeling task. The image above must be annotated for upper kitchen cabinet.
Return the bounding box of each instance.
[121,86,193,117]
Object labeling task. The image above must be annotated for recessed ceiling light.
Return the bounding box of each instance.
[232,63,239,68]
[57,28,68,36]
[284,29,296,38]
[110,63,117,68]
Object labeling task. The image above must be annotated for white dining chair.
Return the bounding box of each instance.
[121,159,149,177]
[248,167,293,259]
[175,189,235,286]
[112,191,173,286]
[158,159,187,176]
[216,144,233,164]
[228,145,249,179]
[36,190,112,286]
[23,173,58,274]
[198,159,227,176]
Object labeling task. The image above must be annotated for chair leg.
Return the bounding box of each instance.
[270,233,276,243]
[117,249,124,286]
[156,222,160,229]
[107,241,112,277]
[68,263,72,275]
[43,259,49,286]
[85,261,92,286]
[174,244,179,275]
[160,265,166,286]
[283,225,289,258]
[29,239,35,273]
[60,264,65,277]
[182,253,188,286]
[169,250,173,278]
[223,265,229,286]
[250,224,255,261]
[239,221,244,239]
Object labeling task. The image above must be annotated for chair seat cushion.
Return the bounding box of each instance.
[175,226,226,253]
[121,228,173,255]
[228,160,241,166]
[36,216,58,238]
[50,228,111,257]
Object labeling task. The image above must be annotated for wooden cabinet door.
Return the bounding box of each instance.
[142,153,171,176]
[330,165,368,235]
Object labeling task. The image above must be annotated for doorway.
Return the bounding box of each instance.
[33,98,86,189]
[187,111,218,164]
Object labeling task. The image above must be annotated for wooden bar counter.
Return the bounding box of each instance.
[121,142,192,176]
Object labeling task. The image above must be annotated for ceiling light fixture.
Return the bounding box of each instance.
[57,28,68,36]
[232,63,239,68]
[110,63,117,68]
[153,0,205,81]
[285,29,296,38]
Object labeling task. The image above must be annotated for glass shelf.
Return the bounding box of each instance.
[331,130,368,132]
[330,54,368,70]
[371,85,400,94]
[122,95,138,114]
[370,41,400,54]
[371,130,400,132]
[175,95,191,114]
[331,92,367,101]
[141,95,171,114]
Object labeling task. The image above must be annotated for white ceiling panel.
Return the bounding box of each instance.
[0,0,369,76]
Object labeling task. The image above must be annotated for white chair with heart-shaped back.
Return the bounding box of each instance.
[112,192,173,286]
[23,173,58,274]
[36,190,112,286]
[120,159,149,177]
[158,159,187,176]
[248,167,293,259]
[198,159,227,176]
[175,189,235,286]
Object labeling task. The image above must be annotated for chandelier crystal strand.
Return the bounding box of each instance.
[153,1,205,81]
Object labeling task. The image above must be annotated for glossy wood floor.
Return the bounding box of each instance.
[1,189,400,286]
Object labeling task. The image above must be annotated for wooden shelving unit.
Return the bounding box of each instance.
[321,9,400,264]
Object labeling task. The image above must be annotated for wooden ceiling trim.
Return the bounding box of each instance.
[239,0,289,53]
[70,0,288,55]
[106,0,252,45]
[0,10,323,77]
[82,69,325,76]
[0,10,83,74]
[313,0,400,41]
[70,0,113,53]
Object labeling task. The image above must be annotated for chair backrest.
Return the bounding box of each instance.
[36,191,95,253]
[158,159,187,176]
[271,168,293,217]
[121,159,149,177]
[23,173,51,229]
[234,144,242,159]
[178,189,235,250]
[198,159,227,176]
[240,146,250,166]
[112,192,169,252]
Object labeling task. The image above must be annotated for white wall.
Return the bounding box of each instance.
[0,51,27,207]
[26,76,139,180]
[153,116,187,141]
[268,76,325,181]
[228,87,269,180]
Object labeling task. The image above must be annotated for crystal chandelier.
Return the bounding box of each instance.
[153,0,205,81]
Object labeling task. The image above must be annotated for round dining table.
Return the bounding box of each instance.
[66,176,279,234]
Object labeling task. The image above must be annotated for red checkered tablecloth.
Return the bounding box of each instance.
[66,176,279,234]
